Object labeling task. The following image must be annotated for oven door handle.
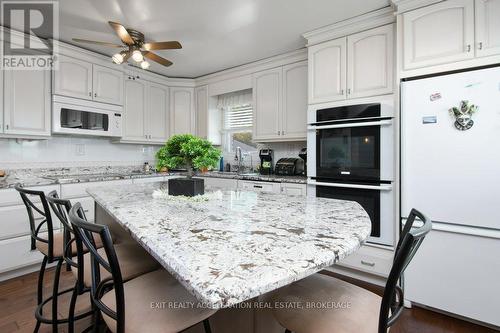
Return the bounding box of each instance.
[308,180,393,191]
[308,119,392,130]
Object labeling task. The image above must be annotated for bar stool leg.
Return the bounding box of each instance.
[68,281,79,333]
[203,319,212,333]
[34,256,48,333]
[51,258,64,332]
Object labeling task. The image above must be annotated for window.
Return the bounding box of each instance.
[218,90,257,153]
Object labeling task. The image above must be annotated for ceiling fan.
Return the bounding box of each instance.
[72,21,182,69]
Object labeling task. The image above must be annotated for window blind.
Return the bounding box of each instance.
[224,104,253,129]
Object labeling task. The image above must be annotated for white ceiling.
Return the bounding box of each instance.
[60,0,390,78]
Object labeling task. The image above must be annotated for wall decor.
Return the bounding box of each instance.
[449,100,478,131]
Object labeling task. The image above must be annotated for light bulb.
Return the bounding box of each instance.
[140,60,150,69]
[132,49,143,62]
[112,52,124,64]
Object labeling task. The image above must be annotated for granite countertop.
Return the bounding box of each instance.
[87,183,371,308]
[0,167,307,189]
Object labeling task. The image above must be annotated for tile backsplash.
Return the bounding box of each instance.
[0,136,158,170]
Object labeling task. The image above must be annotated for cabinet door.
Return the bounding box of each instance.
[53,55,93,100]
[252,68,282,141]
[170,87,195,135]
[148,82,169,143]
[282,61,307,139]
[403,0,475,70]
[308,37,347,104]
[347,24,394,99]
[92,64,124,105]
[3,69,51,136]
[475,0,500,57]
[122,78,147,141]
[195,85,208,139]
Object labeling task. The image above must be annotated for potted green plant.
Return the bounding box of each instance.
[156,134,221,196]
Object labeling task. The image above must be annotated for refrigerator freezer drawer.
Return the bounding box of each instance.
[404,224,500,327]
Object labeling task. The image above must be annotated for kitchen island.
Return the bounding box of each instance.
[87,182,371,309]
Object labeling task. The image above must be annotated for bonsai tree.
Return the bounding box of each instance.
[156,134,221,178]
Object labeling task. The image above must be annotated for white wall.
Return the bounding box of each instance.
[0,136,158,170]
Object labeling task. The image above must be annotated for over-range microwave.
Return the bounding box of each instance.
[52,95,123,137]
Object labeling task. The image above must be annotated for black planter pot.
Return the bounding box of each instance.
[168,178,205,197]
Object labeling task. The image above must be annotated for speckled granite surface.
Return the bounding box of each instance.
[87,183,371,309]
[0,167,307,189]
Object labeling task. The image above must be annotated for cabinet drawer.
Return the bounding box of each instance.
[239,181,280,193]
[0,205,46,240]
[61,179,132,198]
[280,183,306,196]
[0,185,59,207]
[338,246,393,277]
[0,235,44,273]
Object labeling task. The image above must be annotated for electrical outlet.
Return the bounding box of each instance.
[75,144,85,156]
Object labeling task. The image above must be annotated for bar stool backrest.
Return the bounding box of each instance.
[378,208,432,332]
[15,184,56,262]
[46,190,86,292]
[69,202,126,333]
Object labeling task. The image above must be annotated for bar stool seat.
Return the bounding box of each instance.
[73,242,159,287]
[36,231,104,257]
[101,269,217,333]
[271,274,380,333]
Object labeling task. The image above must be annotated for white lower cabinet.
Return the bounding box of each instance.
[198,177,238,190]
[239,180,281,193]
[132,176,166,184]
[337,245,393,277]
[280,183,307,196]
[0,235,44,276]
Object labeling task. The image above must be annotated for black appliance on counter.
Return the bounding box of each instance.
[275,158,304,176]
[259,149,274,175]
[298,147,307,176]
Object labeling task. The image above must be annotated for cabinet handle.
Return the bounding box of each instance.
[361,260,375,267]
[5,124,9,130]
[340,89,344,95]
[467,44,471,52]
[89,92,92,97]
[282,130,285,135]
[94,93,97,97]
[347,88,351,95]
[277,130,280,135]
[253,185,263,189]
[478,42,483,50]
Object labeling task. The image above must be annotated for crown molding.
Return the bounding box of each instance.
[195,48,307,86]
[302,7,396,46]
[390,0,444,14]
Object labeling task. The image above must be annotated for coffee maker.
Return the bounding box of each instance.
[298,147,307,176]
[259,149,274,175]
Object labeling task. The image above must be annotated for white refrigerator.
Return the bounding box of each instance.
[401,66,500,328]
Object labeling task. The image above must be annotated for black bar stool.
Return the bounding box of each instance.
[15,184,84,332]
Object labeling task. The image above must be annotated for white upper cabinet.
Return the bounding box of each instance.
[54,55,124,105]
[122,77,147,141]
[148,82,169,143]
[170,87,195,135]
[3,69,51,136]
[253,68,282,140]
[347,24,394,99]
[54,55,93,100]
[475,0,500,57]
[402,0,475,70]
[282,61,307,139]
[92,64,124,105]
[308,37,346,104]
[195,86,208,139]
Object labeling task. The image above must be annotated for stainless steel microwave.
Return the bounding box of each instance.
[52,95,123,137]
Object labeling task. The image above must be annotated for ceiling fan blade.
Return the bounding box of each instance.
[72,38,123,48]
[142,51,173,67]
[108,21,134,45]
[142,41,182,51]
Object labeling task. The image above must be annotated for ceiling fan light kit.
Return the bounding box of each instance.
[73,21,182,69]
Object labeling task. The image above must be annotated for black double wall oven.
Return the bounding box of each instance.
[309,103,394,245]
